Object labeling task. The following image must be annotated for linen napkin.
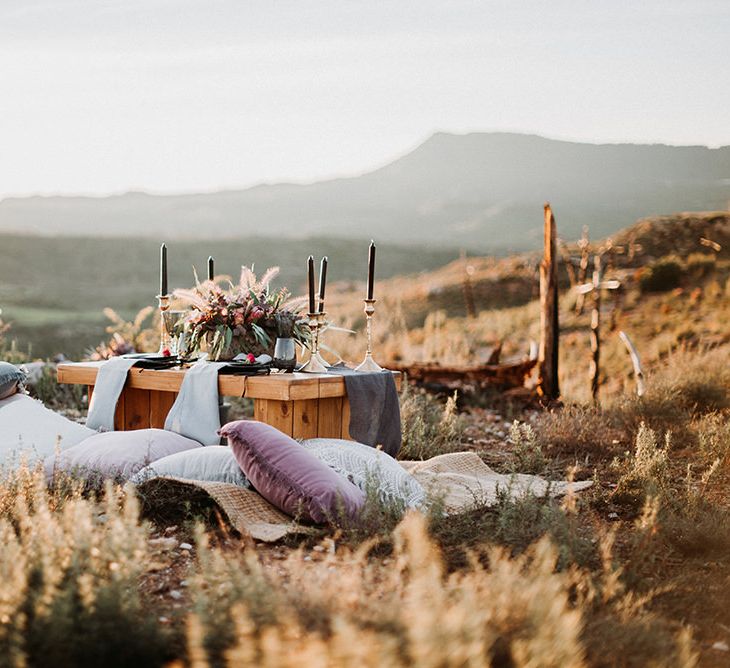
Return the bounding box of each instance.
[328,366,402,457]
[165,359,228,445]
[86,357,139,431]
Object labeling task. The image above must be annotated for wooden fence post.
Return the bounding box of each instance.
[576,255,620,402]
[575,225,590,314]
[538,203,560,400]
[589,256,602,401]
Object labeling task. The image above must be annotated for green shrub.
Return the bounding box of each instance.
[663,500,730,558]
[27,364,85,412]
[508,421,547,474]
[695,412,730,461]
[535,404,628,457]
[639,256,684,293]
[612,424,670,508]
[399,384,464,460]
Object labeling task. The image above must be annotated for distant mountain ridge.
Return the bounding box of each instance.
[2,132,728,250]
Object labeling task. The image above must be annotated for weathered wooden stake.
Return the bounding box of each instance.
[575,225,590,314]
[577,255,620,402]
[538,203,560,400]
[589,257,602,400]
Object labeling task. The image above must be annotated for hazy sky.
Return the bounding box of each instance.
[1,0,729,198]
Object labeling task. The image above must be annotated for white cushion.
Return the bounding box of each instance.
[130,445,250,488]
[0,393,94,468]
[301,438,426,508]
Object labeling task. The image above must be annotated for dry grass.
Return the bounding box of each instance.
[0,468,173,668]
[532,345,730,463]
[0,456,704,668]
[189,513,697,668]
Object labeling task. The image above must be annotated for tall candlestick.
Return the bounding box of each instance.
[307,255,316,314]
[366,240,376,300]
[208,256,215,282]
[160,243,168,296]
[318,256,328,313]
[355,298,383,372]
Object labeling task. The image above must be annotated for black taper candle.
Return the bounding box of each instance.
[208,256,215,282]
[160,243,168,295]
[307,255,316,314]
[366,240,376,300]
[318,256,328,313]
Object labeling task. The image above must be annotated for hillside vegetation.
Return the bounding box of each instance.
[323,211,730,402]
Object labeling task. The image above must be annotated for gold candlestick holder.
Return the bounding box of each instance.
[300,311,328,373]
[157,293,172,355]
[355,298,383,372]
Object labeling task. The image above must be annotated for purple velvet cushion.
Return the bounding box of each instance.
[220,420,365,523]
[45,428,202,482]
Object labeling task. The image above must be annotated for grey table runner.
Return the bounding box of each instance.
[165,359,228,445]
[86,357,139,431]
[328,366,401,457]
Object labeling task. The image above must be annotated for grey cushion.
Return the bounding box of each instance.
[45,428,201,483]
[301,438,426,509]
[0,362,26,400]
[130,445,250,488]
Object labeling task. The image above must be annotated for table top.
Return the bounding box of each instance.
[57,361,400,401]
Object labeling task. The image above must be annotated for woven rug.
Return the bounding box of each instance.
[136,476,317,542]
[137,451,592,543]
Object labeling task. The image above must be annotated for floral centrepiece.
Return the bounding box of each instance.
[174,266,310,361]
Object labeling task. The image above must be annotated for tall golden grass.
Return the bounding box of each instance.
[0,462,702,667]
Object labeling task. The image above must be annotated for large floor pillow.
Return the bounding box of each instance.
[0,393,94,468]
[130,445,250,488]
[45,428,201,483]
[301,438,426,509]
[220,420,365,523]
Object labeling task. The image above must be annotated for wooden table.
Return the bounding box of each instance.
[56,362,401,440]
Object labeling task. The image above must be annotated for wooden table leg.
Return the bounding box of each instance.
[150,391,177,429]
[113,391,126,431]
[340,397,352,440]
[317,397,343,438]
[293,398,319,439]
[254,399,295,436]
[124,388,151,430]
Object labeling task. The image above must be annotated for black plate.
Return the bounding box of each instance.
[122,354,180,369]
[219,362,271,376]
